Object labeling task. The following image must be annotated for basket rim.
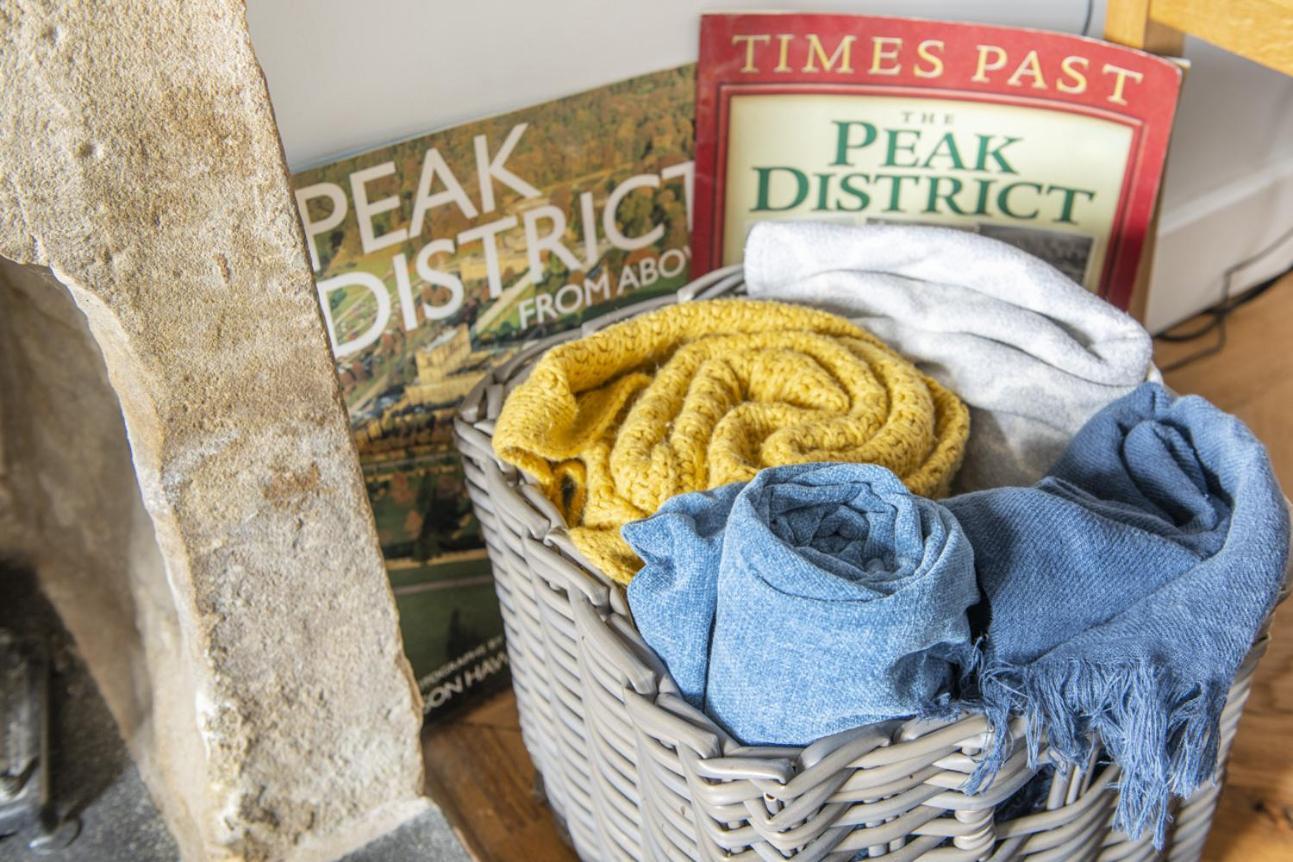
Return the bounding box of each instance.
[454,270,1286,780]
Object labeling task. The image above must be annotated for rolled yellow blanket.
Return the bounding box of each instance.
[493,299,969,583]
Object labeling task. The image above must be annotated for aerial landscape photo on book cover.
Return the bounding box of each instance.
[292,65,695,717]
[692,13,1182,308]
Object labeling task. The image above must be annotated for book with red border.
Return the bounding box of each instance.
[692,13,1182,309]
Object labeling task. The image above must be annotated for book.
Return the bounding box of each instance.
[692,13,1183,308]
[291,65,695,720]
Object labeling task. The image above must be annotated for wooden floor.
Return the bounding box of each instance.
[423,275,1293,862]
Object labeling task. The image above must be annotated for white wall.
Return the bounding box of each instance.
[246,0,1293,331]
[1147,40,1293,331]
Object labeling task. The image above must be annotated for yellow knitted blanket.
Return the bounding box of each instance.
[493,299,969,583]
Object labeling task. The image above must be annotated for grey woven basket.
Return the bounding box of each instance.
[453,266,1277,862]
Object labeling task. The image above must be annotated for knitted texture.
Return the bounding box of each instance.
[493,299,970,583]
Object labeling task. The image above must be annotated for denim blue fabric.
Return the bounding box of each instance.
[946,383,1289,846]
[624,463,979,746]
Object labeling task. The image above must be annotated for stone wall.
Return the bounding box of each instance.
[0,2,429,859]
[0,259,205,853]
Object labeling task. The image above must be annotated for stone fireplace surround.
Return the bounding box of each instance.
[0,1,440,859]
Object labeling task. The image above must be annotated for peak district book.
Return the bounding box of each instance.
[291,65,695,719]
[691,13,1182,309]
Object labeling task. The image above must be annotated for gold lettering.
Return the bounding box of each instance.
[972,44,1008,82]
[1058,56,1089,94]
[774,33,794,73]
[869,36,903,75]
[1007,49,1047,89]
[1102,63,1145,105]
[804,33,856,73]
[732,34,770,73]
[915,39,944,78]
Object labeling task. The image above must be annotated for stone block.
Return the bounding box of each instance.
[0,2,432,859]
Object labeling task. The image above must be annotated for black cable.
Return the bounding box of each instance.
[1080,0,1095,37]
[1156,268,1286,343]
[1154,223,1293,373]
[1156,261,1293,373]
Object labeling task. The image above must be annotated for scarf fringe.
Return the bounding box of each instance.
[963,657,1229,849]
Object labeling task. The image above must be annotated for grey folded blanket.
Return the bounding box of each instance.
[744,221,1156,490]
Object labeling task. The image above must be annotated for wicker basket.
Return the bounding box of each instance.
[453,267,1275,862]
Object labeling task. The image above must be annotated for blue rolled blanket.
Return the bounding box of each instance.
[624,462,979,746]
[947,382,1289,845]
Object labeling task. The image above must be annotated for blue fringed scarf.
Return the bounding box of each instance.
[625,384,1286,847]
[625,463,979,746]
[947,383,1289,845]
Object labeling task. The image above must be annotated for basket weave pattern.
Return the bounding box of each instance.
[453,269,1270,862]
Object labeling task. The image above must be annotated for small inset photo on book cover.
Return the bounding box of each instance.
[291,65,695,722]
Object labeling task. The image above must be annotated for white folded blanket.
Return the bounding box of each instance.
[743,221,1156,490]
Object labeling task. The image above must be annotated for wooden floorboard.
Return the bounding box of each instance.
[422,694,576,862]
[1157,274,1293,862]
[424,275,1293,861]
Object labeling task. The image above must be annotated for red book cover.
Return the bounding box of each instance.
[693,13,1183,308]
